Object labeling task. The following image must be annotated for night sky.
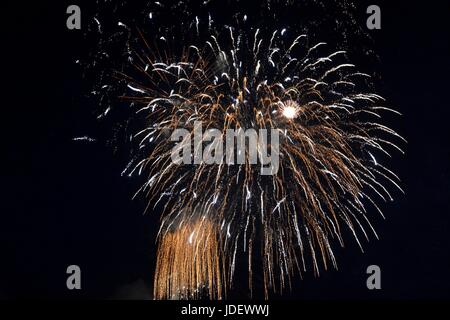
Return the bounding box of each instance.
[2,0,449,300]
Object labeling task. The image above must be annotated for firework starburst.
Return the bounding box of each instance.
[98,15,405,299]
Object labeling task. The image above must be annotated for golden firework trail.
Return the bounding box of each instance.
[154,213,225,300]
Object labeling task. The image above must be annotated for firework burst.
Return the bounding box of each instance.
[103,16,405,299]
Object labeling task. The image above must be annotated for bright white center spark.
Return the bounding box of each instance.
[283,107,296,119]
[282,105,297,119]
[281,100,299,119]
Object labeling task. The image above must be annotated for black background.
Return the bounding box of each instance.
[1,0,449,300]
